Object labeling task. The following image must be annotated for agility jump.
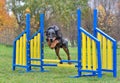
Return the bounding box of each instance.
[76,9,117,78]
[93,9,117,77]
[12,9,117,78]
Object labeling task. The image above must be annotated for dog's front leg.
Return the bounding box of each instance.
[55,47,63,64]
[62,46,72,64]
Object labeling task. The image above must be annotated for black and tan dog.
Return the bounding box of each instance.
[45,25,71,64]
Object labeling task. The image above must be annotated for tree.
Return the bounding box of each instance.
[0,0,17,31]
[8,0,88,46]
[112,1,120,41]
[97,4,116,35]
[89,0,120,41]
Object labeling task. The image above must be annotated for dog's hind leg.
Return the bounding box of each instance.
[55,47,63,64]
[62,46,72,64]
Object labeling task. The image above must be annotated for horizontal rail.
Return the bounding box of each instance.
[14,31,26,42]
[102,69,113,72]
[30,59,78,63]
[61,60,78,63]
[43,59,60,63]
[30,58,40,61]
[57,63,76,68]
[31,64,41,67]
[82,74,97,77]
[43,64,57,66]
[43,59,78,63]
[96,28,116,42]
[30,63,78,68]
[31,64,58,67]
[80,70,97,72]
[80,28,99,42]
[43,64,78,67]
[14,65,27,68]
[31,30,41,39]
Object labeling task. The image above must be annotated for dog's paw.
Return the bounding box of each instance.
[59,62,63,64]
[68,62,72,65]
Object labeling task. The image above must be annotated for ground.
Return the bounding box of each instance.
[0,44,120,83]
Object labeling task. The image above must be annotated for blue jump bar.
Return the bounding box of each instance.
[31,31,41,39]
[31,64,41,67]
[30,59,78,63]
[83,74,97,77]
[14,65,27,68]
[14,31,26,42]
[102,69,113,72]
[80,28,100,42]
[43,64,57,66]
[80,70,97,73]
[60,60,78,63]
[31,64,78,67]
[96,28,116,42]
[30,58,40,61]
[43,64,78,67]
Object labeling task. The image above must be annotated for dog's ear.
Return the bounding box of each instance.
[53,25,62,37]
[53,25,60,32]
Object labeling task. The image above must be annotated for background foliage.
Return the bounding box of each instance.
[0,0,120,45]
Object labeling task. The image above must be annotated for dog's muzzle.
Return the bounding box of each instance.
[50,38,53,42]
[49,37,56,43]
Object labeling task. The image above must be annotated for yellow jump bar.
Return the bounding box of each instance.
[57,63,75,68]
[43,59,60,63]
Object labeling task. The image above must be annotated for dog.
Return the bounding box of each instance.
[45,25,71,64]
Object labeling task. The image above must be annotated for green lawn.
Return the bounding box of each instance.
[0,44,120,83]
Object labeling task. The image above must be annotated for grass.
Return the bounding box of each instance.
[0,44,120,83]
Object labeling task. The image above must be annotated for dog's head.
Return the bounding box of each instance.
[45,25,59,43]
